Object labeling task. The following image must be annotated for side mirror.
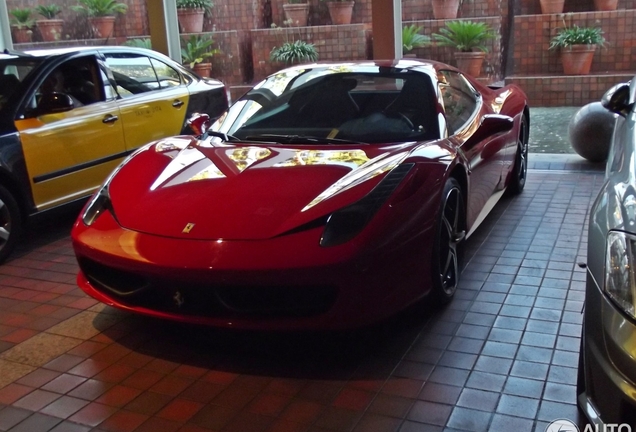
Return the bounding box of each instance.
[37,92,74,115]
[187,112,211,136]
[601,83,632,117]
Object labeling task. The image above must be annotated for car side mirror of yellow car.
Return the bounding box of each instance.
[36,92,74,115]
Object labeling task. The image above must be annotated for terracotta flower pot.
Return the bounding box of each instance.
[89,16,115,38]
[11,26,32,44]
[432,0,460,19]
[561,45,596,75]
[283,3,309,26]
[177,8,205,33]
[539,0,565,14]
[326,1,354,25]
[36,19,64,42]
[593,0,618,10]
[454,51,486,77]
[192,62,212,78]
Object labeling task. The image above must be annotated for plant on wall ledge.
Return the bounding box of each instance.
[270,40,318,65]
[35,5,63,42]
[432,0,462,20]
[181,34,220,77]
[10,8,34,43]
[176,0,213,33]
[432,20,495,77]
[283,0,310,27]
[320,0,355,25]
[549,25,606,75]
[402,24,430,56]
[72,0,128,38]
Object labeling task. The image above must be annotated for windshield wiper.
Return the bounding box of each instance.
[244,134,367,145]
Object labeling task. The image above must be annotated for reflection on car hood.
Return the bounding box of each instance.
[108,136,413,240]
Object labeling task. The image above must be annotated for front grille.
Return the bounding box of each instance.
[80,258,337,318]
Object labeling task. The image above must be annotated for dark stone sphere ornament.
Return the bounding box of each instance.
[568,102,617,163]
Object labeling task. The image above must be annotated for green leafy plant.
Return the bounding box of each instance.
[176,0,213,11]
[35,4,62,19]
[549,25,606,49]
[72,0,128,17]
[181,35,219,68]
[432,20,496,52]
[10,8,35,28]
[270,40,318,64]
[124,38,151,48]
[287,0,307,3]
[402,24,430,53]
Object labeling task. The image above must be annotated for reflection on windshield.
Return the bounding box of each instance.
[214,66,440,144]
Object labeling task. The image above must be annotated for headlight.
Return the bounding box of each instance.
[605,230,636,319]
[320,163,413,247]
[82,185,114,226]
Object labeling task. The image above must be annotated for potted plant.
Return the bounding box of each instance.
[72,0,128,38]
[594,0,618,10]
[270,40,318,64]
[10,8,34,44]
[432,20,496,77]
[549,25,605,75]
[283,0,309,27]
[176,0,213,33]
[539,0,565,14]
[432,0,461,20]
[402,24,430,57]
[123,38,152,48]
[321,0,355,25]
[181,35,219,77]
[35,5,63,42]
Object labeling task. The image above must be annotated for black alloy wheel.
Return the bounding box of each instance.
[432,177,465,304]
[508,115,529,195]
[0,186,21,264]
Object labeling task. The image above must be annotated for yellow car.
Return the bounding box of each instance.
[0,46,228,262]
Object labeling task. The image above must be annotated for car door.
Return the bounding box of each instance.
[102,51,190,151]
[438,70,507,228]
[14,54,126,211]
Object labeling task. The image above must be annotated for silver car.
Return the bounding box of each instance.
[578,79,636,426]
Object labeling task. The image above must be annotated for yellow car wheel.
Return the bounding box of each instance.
[0,185,22,264]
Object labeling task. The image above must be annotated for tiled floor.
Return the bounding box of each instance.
[0,157,605,432]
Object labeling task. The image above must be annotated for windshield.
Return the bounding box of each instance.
[213,67,440,144]
[0,57,44,111]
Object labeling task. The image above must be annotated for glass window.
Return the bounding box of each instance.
[104,54,160,98]
[150,58,181,88]
[438,70,479,134]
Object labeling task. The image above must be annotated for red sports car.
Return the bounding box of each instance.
[71,60,529,330]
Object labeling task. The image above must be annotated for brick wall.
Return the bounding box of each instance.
[250,23,372,81]
[512,10,636,75]
[518,0,636,15]
[507,74,633,106]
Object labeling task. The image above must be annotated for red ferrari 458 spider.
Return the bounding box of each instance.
[72,59,529,330]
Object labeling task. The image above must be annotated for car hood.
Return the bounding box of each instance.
[107,136,414,240]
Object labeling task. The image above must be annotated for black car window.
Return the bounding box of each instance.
[438,70,479,134]
[104,54,160,97]
[220,71,439,144]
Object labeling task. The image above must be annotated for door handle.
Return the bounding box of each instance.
[172,99,184,108]
[102,114,119,124]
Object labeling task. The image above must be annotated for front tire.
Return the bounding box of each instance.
[432,178,465,305]
[508,115,529,195]
[0,186,22,264]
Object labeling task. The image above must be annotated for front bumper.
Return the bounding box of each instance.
[579,271,636,426]
[71,212,431,331]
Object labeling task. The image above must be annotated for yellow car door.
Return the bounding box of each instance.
[15,55,126,211]
[103,53,190,151]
